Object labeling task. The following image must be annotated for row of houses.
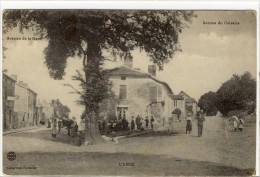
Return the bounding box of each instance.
[2,72,54,131]
[101,59,200,122]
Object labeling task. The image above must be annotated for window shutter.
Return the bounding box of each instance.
[119,85,127,99]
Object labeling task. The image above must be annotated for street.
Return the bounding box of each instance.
[3,115,255,176]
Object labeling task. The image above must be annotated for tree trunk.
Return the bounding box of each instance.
[83,37,105,145]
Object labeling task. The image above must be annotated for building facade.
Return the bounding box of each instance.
[2,73,16,130]
[172,91,199,118]
[28,88,37,126]
[104,65,173,123]
[14,81,29,128]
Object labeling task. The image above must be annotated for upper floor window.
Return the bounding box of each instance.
[119,85,127,100]
[174,100,178,107]
[149,87,157,102]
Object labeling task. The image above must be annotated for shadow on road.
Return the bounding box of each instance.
[8,128,80,146]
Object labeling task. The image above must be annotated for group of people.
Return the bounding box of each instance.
[50,117,79,138]
[133,115,155,131]
[98,115,156,134]
[185,110,246,137]
[185,110,205,137]
[229,116,245,132]
[99,118,130,133]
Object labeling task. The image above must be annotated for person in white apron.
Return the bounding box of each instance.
[229,116,239,131]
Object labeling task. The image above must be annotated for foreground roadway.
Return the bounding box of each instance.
[3,116,256,176]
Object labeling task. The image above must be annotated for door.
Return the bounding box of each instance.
[117,107,128,120]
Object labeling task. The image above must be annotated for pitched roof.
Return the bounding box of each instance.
[171,95,184,100]
[107,66,150,78]
[185,98,196,103]
[3,72,16,82]
[179,91,192,98]
[106,66,173,94]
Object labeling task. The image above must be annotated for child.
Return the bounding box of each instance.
[238,118,245,131]
[229,116,238,131]
[186,113,192,134]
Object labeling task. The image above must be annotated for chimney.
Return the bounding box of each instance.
[18,81,24,86]
[23,83,28,88]
[148,65,156,77]
[11,75,17,81]
[124,55,133,68]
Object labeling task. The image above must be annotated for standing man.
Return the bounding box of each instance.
[145,117,149,129]
[136,115,141,130]
[131,117,135,130]
[52,118,57,138]
[150,116,155,130]
[58,120,62,134]
[197,110,205,137]
[78,119,85,146]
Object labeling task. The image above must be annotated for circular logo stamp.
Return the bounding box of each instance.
[7,152,16,161]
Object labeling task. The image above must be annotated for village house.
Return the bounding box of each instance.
[37,99,55,125]
[104,60,173,123]
[13,77,38,128]
[3,73,39,131]
[14,80,29,128]
[28,88,37,126]
[2,73,16,130]
[172,91,199,119]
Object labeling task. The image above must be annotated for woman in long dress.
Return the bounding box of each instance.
[52,119,57,138]
[186,113,192,134]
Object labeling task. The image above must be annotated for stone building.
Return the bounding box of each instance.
[28,88,37,126]
[37,99,55,125]
[12,76,38,128]
[172,91,199,118]
[2,73,16,131]
[104,64,173,123]
[14,80,29,128]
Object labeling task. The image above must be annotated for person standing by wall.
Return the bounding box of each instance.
[186,112,193,134]
[78,119,85,146]
[58,120,62,134]
[52,118,57,138]
[197,110,205,137]
[150,116,155,130]
[131,116,135,130]
[145,117,149,129]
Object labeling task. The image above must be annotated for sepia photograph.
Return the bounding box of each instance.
[1,8,257,176]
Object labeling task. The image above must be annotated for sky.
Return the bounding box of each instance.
[3,11,256,120]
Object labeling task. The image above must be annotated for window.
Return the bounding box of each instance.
[119,85,127,99]
[149,87,157,102]
[121,77,126,80]
[174,100,178,107]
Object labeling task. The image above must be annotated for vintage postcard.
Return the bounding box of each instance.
[1,8,257,176]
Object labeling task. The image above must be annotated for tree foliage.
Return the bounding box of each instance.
[51,99,71,119]
[198,91,218,116]
[214,72,256,116]
[3,10,195,144]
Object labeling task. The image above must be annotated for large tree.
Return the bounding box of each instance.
[3,10,195,144]
[198,91,218,116]
[51,99,71,119]
[215,72,256,116]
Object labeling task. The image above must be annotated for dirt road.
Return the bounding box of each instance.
[3,115,255,176]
